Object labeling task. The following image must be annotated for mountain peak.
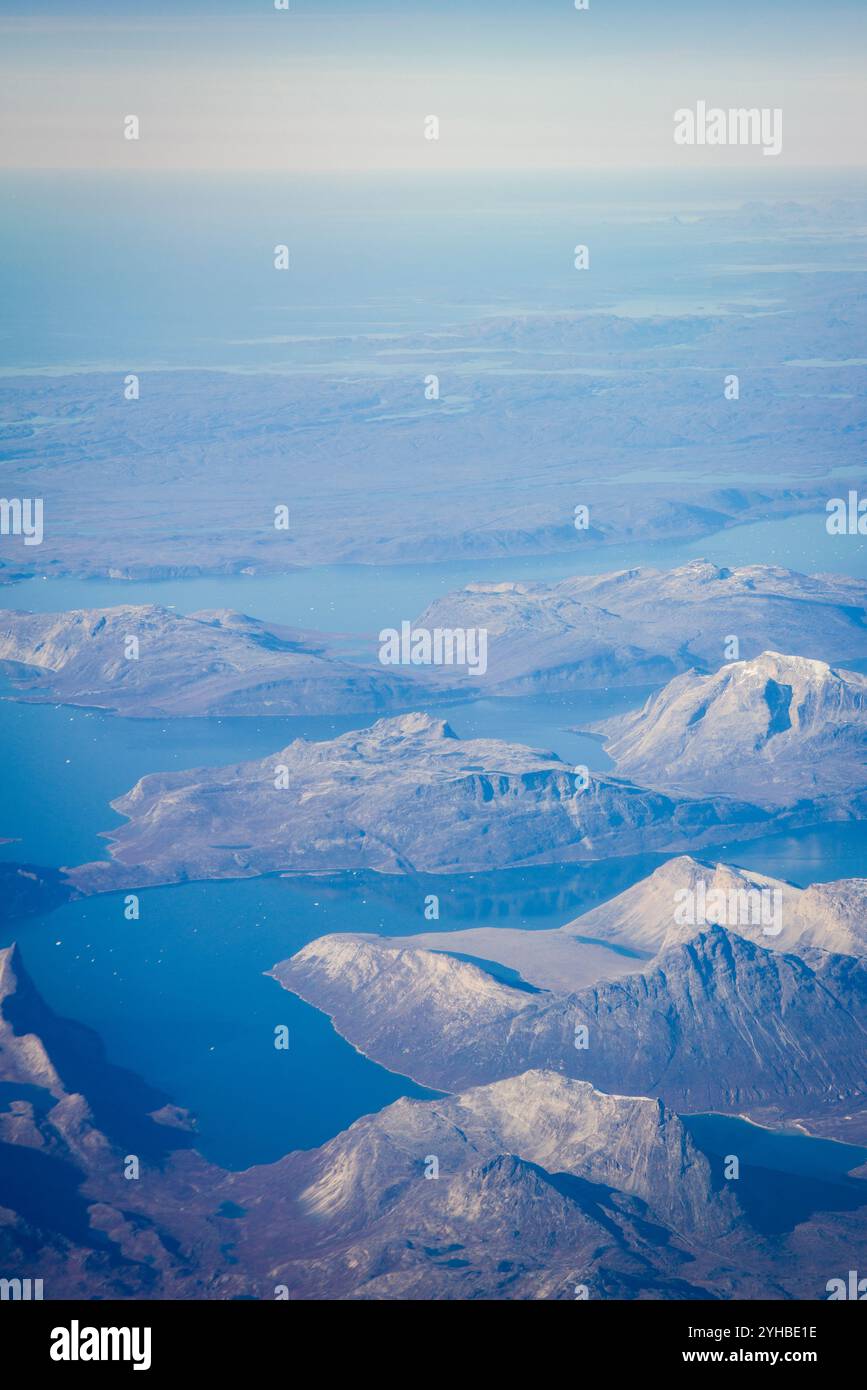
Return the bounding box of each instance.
[366,711,458,740]
[749,650,832,675]
[595,649,867,803]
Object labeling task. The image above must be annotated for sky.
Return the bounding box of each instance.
[0,0,866,171]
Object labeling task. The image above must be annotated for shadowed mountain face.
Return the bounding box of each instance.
[414,562,867,693]
[272,925,867,1140]
[0,863,75,925]
[0,946,194,1163]
[594,651,867,805]
[66,712,780,894]
[1,938,865,1299]
[216,1070,752,1302]
[0,945,736,1297]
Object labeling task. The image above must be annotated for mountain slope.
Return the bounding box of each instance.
[594,651,867,804]
[272,926,867,1138]
[413,561,867,692]
[381,858,867,994]
[0,604,428,717]
[66,713,775,893]
[2,946,861,1299]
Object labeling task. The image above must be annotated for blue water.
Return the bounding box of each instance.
[2,515,867,1170]
[684,1113,867,1234]
[5,822,865,1172]
[702,823,867,888]
[5,513,867,629]
[0,682,642,868]
[1,169,866,1189]
[2,878,442,1171]
[685,1114,867,1185]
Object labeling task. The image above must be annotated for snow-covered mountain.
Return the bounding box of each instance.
[3,940,864,1298]
[566,856,867,959]
[0,945,758,1300]
[384,857,867,993]
[594,651,867,805]
[272,924,867,1138]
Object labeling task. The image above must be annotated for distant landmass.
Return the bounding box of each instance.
[0,604,437,717]
[4,563,865,715]
[414,562,867,692]
[1,330,858,581]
